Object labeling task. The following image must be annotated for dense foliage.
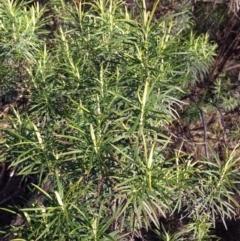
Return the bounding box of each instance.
[0,0,239,240]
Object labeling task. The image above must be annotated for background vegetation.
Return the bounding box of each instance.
[0,0,240,240]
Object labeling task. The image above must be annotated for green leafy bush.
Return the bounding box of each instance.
[0,0,239,240]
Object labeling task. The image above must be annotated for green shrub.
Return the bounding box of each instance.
[0,0,239,240]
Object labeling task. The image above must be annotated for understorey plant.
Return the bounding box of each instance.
[0,0,239,241]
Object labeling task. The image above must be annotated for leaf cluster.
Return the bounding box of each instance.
[0,1,239,241]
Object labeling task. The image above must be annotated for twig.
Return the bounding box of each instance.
[182,94,209,160]
[208,102,227,146]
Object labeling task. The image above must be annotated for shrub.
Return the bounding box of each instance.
[0,0,239,240]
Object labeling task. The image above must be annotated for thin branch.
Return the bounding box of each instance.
[209,102,227,145]
[182,94,209,159]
